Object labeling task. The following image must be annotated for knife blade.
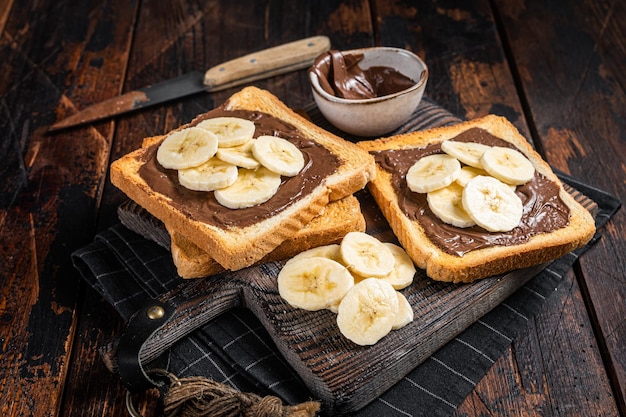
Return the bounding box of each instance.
[49,36,330,132]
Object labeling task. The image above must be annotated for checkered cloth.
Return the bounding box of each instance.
[72,98,621,416]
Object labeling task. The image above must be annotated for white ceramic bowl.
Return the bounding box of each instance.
[309,47,428,137]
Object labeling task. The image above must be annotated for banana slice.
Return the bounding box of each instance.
[406,154,461,193]
[340,232,395,278]
[156,127,219,170]
[336,278,399,346]
[427,182,476,228]
[328,301,340,314]
[380,243,416,290]
[440,140,491,168]
[252,135,305,177]
[480,146,535,185]
[215,140,261,169]
[278,257,354,311]
[392,291,414,330]
[457,166,515,191]
[196,116,255,148]
[213,167,281,209]
[462,176,523,232]
[178,157,238,191]
[455,166,489,187]
[286,244,343,266]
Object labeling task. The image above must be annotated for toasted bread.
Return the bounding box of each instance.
[358,115,595,283]
[110,87,375,270]
[169,195,366,278]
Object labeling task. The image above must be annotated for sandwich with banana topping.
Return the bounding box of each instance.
[358,115,596,283]
[110,87,375,272]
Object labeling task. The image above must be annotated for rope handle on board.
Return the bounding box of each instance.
[125,368,321,417]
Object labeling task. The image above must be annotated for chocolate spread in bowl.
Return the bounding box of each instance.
[373,128,571,256]
[309,50,417,99]
[138,108,341,228]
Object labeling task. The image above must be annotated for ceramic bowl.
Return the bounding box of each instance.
[309,47,428,137]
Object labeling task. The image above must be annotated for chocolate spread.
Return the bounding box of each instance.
[138,108,341,228]
[373,128,571,256]
[309,50,417,99]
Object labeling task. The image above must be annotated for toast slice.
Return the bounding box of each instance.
[358,115,595,283]
[110,87,375,270]
[169,195,366,278]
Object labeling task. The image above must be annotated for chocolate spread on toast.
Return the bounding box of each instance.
[138,108,340,228]
[373,128,570,256]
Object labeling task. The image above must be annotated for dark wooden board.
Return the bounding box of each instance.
[108,181,595,414]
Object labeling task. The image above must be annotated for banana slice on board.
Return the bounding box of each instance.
[215,140,261,169]
[327,302,340,314]
[213,166,281,209]
[440,140,491,168]
[336,278,399,346]
[380,243,416,290]
[462,176,523,232]
[196,116,255,148]
[480,146,535,185]
[286,244,343,266]
[278,257,354,311]
[178,158,238,191]
[427,182,476,228]
[392,291,414,330]
[340,231,395,278]
[157,127,219,170]
[252,135,305,177]
[406,154,461,193]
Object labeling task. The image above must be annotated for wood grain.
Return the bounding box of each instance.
[456,269,619,416]
[373,0,529,137]
[0,0,138,416]
[375,0,623,415]
[494,0,626,411]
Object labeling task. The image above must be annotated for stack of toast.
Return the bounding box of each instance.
[110,87,376,278]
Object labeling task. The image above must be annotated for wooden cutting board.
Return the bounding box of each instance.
[102,181,595,415]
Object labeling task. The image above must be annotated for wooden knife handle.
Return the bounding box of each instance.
[203,35,331,91]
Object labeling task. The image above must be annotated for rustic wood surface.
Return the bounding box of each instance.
[1,0,623,416]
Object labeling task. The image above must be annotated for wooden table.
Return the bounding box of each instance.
[1,0,624,415]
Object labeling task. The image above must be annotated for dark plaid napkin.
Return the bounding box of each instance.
[72,98,621,416]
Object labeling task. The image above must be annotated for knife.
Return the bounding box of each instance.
[49,36,330,132]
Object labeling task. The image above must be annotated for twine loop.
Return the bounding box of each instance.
[126,370,320,417]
